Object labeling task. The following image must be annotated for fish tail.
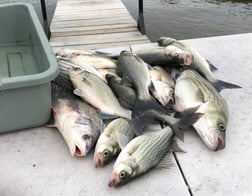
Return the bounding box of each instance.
[133,97,170,118]
[175,112,204,130]
[168,111,203,141]
[212,79,242,92]
[94,50,119,59]
[131,97,171,135]
[206,59,218,71]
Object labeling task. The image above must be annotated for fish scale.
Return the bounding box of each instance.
[158,37,241,91]
[133,127,174,173]
[68,68,132,119]
[109,126,175,187]
[181,70,227,116]
[174,69,228,151]
[94,118,135,167]
[117,52,151,99]
[80,72,128,112]
[49,82,102,157]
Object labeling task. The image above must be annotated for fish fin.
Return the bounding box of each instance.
[120,76,132,87]
[98,112,118,120]
[94,50,119,59]
[206,59,218,71]
[129,113,159,136]
[171,139,186,153]
[174,71,182,80]
[117,132,131,149]
[99,120,106,133]
[157,37,176,47]
[46,109,56,127]
[212,79,242,92]
[169,112,203,141]
[176,112,203,130]
[133,97,170,118]
[156,152,174,169]
[173,105,201,118]
[146,63,153,70]
[168,124,184,142]
[128,116,147,136]
[148,81,156,94]
[131,98,170,135]
[73,88,83,97]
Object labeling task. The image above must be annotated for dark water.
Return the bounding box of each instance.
[1,0,251,42]
[122,0,252,41]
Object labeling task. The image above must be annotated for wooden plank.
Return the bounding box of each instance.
[51,27,138,37]
[52,39,153,52]
[53,10,132,21]
[173,33,252,196]
[51,17,135,29]
[55,4,123,12]
[50,31,149,47]
[50,0,150,49]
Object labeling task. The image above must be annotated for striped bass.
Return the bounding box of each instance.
[174,69,228,151]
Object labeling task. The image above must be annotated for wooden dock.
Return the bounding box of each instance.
[0,0,252,196]
[49,0,150,51]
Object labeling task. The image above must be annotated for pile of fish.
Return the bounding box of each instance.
[49,37,241,187]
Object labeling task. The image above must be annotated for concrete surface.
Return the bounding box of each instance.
[0,33,252,196]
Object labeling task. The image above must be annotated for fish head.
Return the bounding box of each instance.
[94,143,120,167]
[67,122,99,157]
[194,111,227,151]
[68,67,91,82]
[164,45,194,66]
[151,80,174,107]
[108,162,135,187]
[158,37,177,47]
[68,66,83,76]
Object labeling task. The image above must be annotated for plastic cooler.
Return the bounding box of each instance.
[0,3,59,133]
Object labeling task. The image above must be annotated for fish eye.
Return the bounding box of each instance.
[119,170,128,180]
[175,53,180,58]
[103,150,110,157]
[82,134,91,141]
[218,123,226,132]
[73,67,81,70]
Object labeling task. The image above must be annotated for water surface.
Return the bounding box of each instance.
[122,0,252,41]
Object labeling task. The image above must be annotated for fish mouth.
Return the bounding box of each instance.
[183,52,194,66]
[71,143,87,157]
[94,152,104,167]
[108,172,120,187]
[202,133,225,151]
[215,137,225,151]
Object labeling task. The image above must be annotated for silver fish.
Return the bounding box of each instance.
[94,118,135,167]
[158,37,241,91]
[174,69,228,151]
[56,48,117,69]
[117,51,153,100]
[48,82,102,156]
[130,107,203,141]
[149,66,175,107]
[117,51,170,122]
[106,74,136,110]
[108,126,174,187]
[134,45,194,66]
[68,68,132,119]
[57,58,105,82]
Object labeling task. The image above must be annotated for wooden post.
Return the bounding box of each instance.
[137,0,145,34]
[40,0,51,39]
